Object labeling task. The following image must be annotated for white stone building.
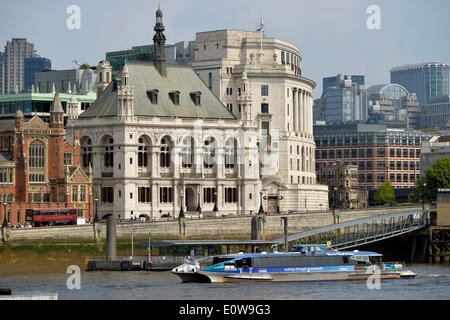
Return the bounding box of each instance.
[71,8,263,220]
[190,29,328,213]
[71,9,329,220]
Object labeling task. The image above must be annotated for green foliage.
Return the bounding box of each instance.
[410,158,450,203]
[421,127,439,133]
[79,63,92,70]
[375,181,395,205]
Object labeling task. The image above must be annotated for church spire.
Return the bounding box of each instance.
[153,3,167,76]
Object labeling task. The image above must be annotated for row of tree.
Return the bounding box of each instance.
[375,158,450,205]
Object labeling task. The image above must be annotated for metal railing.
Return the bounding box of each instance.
[273,209,427,250]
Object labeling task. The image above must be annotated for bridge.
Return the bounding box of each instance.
[273,209,427,251]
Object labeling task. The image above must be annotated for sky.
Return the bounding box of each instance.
[1,0,449,98]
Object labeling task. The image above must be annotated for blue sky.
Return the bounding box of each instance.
[1,0,449,97]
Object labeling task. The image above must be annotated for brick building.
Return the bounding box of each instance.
[318,161,368,209]
[314,123,434,203]
[0,90,93,226]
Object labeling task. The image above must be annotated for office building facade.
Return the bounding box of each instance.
[390,62,450,105]
[314,123,434,203]
[420,96,450,130]
[2,38,35,94]
[320,74,367,123]
[24,56,52,93]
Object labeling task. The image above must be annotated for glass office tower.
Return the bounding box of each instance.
[390,62,450,105]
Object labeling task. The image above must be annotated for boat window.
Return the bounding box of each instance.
[235,258,251,268]
[343,256,349,264]
[350,255,370,263]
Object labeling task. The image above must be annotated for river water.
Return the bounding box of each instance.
[1,263,449,300]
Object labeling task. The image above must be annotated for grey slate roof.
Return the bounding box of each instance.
[80,62,236,120]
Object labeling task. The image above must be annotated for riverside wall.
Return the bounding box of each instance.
[6,207,420,243]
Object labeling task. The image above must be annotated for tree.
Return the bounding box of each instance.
[410,158,450,203]
[79,63,91,70]
[375,181,395,205]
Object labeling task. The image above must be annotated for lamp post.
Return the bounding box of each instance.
[258,191,264,214]
[1,201,7,242]
[179,193,185,218]
[213,191,218,213]
[422,183,427,212]
[2,202,7,228]
[333,187,337,224]
[197,191,202,218]
[93,197,99,241]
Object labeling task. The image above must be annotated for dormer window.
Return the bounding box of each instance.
[169,91,180,105]
[147,89,159,104]
[190,91,201,106]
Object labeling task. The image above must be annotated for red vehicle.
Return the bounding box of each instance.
[25,208,78,227]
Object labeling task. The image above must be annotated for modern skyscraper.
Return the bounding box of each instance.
[0,52,5,95]
[3,38,35,94]
[320,74,367,123]
[390,62,450,105]
[24,56,52,92]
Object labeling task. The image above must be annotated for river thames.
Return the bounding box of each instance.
[1,263,449,300]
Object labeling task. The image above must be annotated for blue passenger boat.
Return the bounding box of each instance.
[172,244,416,283]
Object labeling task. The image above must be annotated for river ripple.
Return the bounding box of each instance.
[1,263,449,300]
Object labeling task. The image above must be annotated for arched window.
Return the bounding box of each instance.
[29,140,45,168]
[138,136,151,168]
[106,72,110,82]
[225,138,237,169]
[81,137,93,168]
[182,136,194,168]
[203,137,216,169]
[160,137,172,168]
[102,136,114,168]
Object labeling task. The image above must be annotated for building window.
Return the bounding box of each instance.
[0,168,13,183]
[82,138,93,168]
[261,85,269,96]
[138,187,151,203]
[160,137,171,168]
[203,187,216,203]
[29,140,45,168]
[190,92,201,105]
[147,89,159,104]
[261,103,269,113]
[261,122,270,136]
[225,187,238,203]
[64,153,72,166]
[203,137,216,169]
[182,137,194,168]
[80,187,86,202]
[138,136,150,168]
[101,187,114,203]
[169,91,180,105]
[72,186,78,202]
[225,138,237,169]
[208,73,212,89]
[159,187,173,203]
[103,137,114,168]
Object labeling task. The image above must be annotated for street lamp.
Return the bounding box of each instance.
[423,183,427,212]
[333,187,337,224]
[2,202,7,228]
[94,198,99,222]
[258,191,264,214]
[213,191,218,213]
[179,193,185,218]
[197,191,202,218]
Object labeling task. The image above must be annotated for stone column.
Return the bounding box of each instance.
[292,88,298,132]
[308,92,312,135]
[302,90,307,134]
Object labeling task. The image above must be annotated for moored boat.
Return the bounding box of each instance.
[172,244,416,283]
